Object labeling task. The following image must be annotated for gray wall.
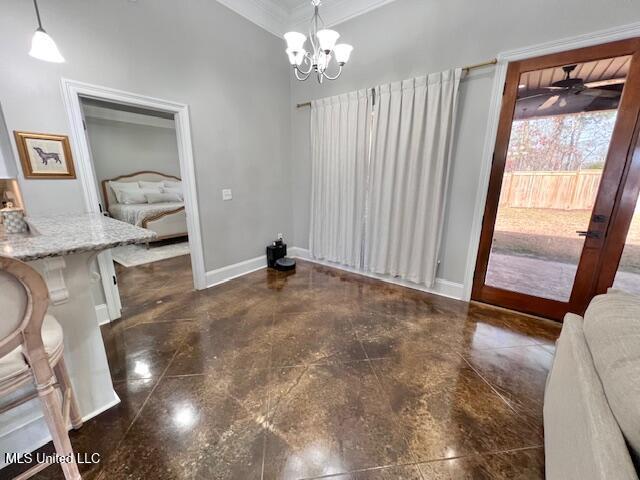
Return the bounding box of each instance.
[0,104,18,179]
[3,0,640,283]
[290,0,640,285]
[0,0,292,272]
[84,116,180,204]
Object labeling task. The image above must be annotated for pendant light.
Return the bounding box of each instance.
[284,0,353,83]
[29,0,65,63]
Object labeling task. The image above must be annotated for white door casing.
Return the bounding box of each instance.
[60,79,207,306]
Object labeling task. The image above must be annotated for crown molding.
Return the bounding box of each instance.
[498,20,640,61]
[215,0,290,37]
[215,0,400,37]
[289,0,398,32]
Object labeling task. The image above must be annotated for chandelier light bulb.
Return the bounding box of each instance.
[285,48,297,65]
[29,28,65,63]
[316,29,340,53]
[333,44,353,65]
[284,32,306,53]
[286,48,306,66]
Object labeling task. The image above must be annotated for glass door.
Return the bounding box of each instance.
[613,199,640,294]
[597,123,640,296]
[473,38,640,320]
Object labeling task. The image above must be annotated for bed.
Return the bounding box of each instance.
[101,171,188,243]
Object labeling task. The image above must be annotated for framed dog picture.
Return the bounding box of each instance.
[14,131,76,179]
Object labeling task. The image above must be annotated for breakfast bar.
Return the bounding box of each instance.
[0,213,155,463]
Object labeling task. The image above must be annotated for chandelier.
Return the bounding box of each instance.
[284,0,353,84]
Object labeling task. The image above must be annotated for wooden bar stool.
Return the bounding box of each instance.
[0,256,83,480]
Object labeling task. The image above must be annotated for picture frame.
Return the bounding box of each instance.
[13,131,76,179]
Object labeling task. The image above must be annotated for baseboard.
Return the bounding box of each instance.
[0,391,120,469]
[432,278,466,300]
[204,254,267,288]
[287,246,311,259]
[201,248,465,300]
[95,304,111,326]
[288,247,465,300]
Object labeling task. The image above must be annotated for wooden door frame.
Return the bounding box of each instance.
[470,37,640,321]
[463,22,640,304]
[596,119,640,292]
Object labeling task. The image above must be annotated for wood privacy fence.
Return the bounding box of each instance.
[499,170,603,210]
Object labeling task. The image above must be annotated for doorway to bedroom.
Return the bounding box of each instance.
[81,98,190,264]
[78,96,194,322]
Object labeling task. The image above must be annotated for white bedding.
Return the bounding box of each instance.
[109,202,184,227]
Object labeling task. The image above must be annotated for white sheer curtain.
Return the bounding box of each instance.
[309,89,373,266]
[365,69,461,287]
[309,69,460,287]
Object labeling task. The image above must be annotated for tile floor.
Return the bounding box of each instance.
[4,255,561,480]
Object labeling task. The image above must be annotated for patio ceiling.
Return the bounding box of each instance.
[514,55,633,120]
[519,55,631,94]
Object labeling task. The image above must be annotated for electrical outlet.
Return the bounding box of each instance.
[222,189,232,201]
[277,233,283,240]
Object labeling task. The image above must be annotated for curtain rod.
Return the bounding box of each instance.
[296,58,498,108]
[462,58,498,73]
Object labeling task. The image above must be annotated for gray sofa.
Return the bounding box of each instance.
[544,289,640,479]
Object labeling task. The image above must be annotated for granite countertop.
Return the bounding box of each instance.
[0,213,157,261]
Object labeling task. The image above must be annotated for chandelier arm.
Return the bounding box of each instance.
[322,65,343,81]
[295,68,312,81]
[300,55,314,74]
[308,4,320,58]
[316,11,327,30]
[295,61,313,76]
[308,28,318,56]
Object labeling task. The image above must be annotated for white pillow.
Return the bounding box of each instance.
[110,185,140,204]
[119,190,147,205]
[163,180,182,191]
[139,181,165,190]
[109,181,140,192]
[109,181,140,202]
[113,187,161,203]
[162,187,184,200]
[140,187,163,196]
[145,192,182,204]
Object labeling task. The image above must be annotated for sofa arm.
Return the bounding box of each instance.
[544,313,638,480]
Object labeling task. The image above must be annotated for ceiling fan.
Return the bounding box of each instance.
[520,64,623,112]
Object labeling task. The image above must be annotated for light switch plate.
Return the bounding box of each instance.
[222,189,232,201]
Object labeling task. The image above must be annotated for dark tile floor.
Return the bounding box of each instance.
[5,255,560,480]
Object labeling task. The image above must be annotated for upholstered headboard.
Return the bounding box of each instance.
[101,171,181,211]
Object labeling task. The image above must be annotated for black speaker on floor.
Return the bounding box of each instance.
[266,238,296,271]
[267,239,286,268]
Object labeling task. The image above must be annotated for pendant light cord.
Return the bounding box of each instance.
[33,0,44,30]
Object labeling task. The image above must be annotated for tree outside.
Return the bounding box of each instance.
[487,109,639,299]
[506,110,617,173]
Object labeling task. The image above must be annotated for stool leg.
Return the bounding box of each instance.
[38,385,82,480]
[54,357,83,429]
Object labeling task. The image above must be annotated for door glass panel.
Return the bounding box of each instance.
[613,198,640,294]
[485,55,632,301]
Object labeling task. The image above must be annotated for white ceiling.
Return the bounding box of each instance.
[216,0,399,37]
[278,0,306,9]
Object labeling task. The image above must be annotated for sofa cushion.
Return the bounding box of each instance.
[583,290,640,467]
